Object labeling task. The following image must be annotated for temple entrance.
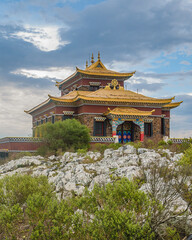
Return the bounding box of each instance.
[117,121,134,143]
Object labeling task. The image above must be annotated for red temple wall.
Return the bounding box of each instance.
[0,142,43,151]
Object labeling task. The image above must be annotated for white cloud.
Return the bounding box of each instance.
[170,114,192,138]
[0,83,59,138]
[180,60,191,65]
[11,25,70,51]
[12,66,74,80]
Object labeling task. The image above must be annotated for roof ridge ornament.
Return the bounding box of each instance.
[98,51,100,61]
[104,79,124,90]
[91,53,94,64]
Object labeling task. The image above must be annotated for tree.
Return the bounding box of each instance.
[38,119,90,154]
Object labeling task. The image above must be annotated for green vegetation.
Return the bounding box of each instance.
[37,119,90,155]
[178,143,192,165]
[1,172,191,239]
[93,142,122,154]
[0,174,154,240]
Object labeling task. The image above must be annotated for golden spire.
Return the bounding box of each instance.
[91,53,94,64]
[98,51,100,60]
[86,60,88,68]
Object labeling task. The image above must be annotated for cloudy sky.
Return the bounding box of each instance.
[0,0,192,138]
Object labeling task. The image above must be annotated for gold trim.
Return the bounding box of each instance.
[104,107,155,116]
[162,101,183,109]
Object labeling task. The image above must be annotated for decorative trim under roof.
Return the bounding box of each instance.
[89,82,101,86]
[162,101,183,109]
[94,117,106,122]
[104,107,155,117]
[63,111,74,115]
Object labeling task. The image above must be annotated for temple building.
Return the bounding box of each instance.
[25,53,182,143]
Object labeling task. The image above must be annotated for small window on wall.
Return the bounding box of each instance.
[41,119,43,125]
[46,118,48,123]
[144,122,153,137]
[36,121,39,126]
[161,118,165,135]
[89,86,99,91]
[93,120,106,136]
[62,115,73,121]
[52,115,55,124]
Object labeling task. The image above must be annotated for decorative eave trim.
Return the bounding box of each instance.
[162,101,183,109]
[77,69,136,78]
[55,70,80,88]
[48,94,174,105]
[94,117,106,122]
[25,98,50,115]
[63,111,74,115]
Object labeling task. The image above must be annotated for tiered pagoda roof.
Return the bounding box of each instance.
[56,53,135,88]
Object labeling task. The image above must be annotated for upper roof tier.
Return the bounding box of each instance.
[56,53,135,88]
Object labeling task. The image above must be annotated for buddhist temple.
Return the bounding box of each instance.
[25,52,182,143]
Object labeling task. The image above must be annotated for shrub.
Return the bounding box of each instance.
[38,119,90,155]
[93,143,108,154]
[178,143,192,165]
[158,140,168,147]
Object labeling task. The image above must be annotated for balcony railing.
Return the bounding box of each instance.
[90,136,116,143]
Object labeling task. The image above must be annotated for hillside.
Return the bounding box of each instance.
[0,144,191,239]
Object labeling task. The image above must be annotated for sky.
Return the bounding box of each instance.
[0,0,192,138]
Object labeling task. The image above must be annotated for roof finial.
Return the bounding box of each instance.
[98,51,100,61]
[86,60,88,68]
[91,53,94,64]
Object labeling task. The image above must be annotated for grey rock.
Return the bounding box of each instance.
[123,145,136,154]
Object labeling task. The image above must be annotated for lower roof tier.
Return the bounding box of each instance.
[26,84,182,115]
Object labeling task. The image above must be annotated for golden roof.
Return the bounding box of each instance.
[56,54,135,87]
[162,101,183,109]
[76,59,135,77]
[26,80,178,114]
[104,107,155,116]
[48,88,174,104]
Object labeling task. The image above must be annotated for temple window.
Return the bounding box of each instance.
[144,122,153,137]
[62,115,73,121]
[36,121,39,126]
[41,119,43,125]
[93,119,106,136]
[89,82,101,91]
[63,111,74,120]
[46,118,48,123]
[89,85,99,91]
[52,115,55,124]
[161,118,165,135]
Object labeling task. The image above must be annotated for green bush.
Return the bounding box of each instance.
[158,140,168,146]
[94,143,108,153]
[0,175,154,239]
[0,174,54,206]
[178,144,192,165]
[0,175,55,239]
[38,119,90,155]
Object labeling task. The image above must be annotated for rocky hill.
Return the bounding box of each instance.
[0,145,186,198]
[0,144,191,238]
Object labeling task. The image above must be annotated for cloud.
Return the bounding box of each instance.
[0,83,59,138]
[12,66,74,80]
[11,25,70,51]
[0,0,192,139]
[180,60,191,65]
[170,94,192,138]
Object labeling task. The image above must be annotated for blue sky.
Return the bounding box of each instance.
[0,0,192,138]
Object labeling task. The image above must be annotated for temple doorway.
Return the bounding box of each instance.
[117,121,134,143]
